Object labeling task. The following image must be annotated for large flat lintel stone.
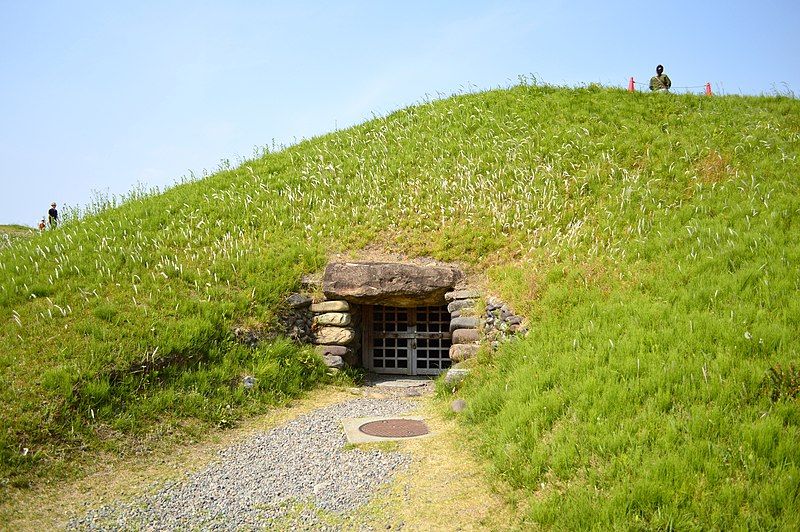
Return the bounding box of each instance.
[323,262,461,307]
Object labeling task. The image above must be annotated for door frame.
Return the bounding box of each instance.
[362,304,452,376]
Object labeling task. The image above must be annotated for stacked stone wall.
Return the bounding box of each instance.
[482,296,527,349]
[267,262,529,376]
[445,289,481,363]
[283,293,313,343]
[309,300,360,370]
[445,289,527,365]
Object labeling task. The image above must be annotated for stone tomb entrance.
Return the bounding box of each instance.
[296,261,524,376]
[362,304,452,375]
[321,261,462,376]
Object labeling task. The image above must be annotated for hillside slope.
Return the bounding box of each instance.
[0,224,35,249]
[1,84,799,527]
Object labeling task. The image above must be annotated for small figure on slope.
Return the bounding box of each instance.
[649,64,672,92]
[48,202,58,228]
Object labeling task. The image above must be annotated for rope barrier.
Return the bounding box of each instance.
[633,81,705,89]
[628,77,712,95]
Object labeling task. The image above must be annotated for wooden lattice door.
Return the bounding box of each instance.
[363,305,452,376]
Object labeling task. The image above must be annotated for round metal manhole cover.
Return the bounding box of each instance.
[358,419,430,438]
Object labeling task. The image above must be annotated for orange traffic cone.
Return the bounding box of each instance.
[628,77,635,92]
[705,83,712,96]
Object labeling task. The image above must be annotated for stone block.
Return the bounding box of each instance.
[449,344,479,362]
[313,326,356,345]
[314,344,351,357]
[310,300,350,313]
[452,328,480,344]
[286,293,312,308]
[313,312,352,326]
[451,399,467,412]
[486,297,503,311]
[447,299,476,313]
[449,316,480,333]
[443,368,470,385]
[323,355,344,369]
[316,345,359,366]
[323,262,462,306]
[445,289,481,302]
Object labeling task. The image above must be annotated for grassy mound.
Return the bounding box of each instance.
[1,83,798,526]
[0,224,35,249]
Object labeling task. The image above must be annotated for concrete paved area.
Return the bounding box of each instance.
[342,416,432,444]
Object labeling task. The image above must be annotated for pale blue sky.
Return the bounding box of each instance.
[1,1,798,225]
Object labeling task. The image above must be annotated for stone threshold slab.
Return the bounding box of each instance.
[373,377,430,388]
[341,415,433,444]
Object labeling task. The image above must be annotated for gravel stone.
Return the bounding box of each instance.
[68,398,414,531]
[451,399,467,413]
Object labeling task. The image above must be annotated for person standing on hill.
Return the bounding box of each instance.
[649,64,672,92]
[48,202,58,228]
[38,218,46,231]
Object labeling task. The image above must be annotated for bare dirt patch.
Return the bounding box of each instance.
[360,401,524,530]
[695,150,736,185]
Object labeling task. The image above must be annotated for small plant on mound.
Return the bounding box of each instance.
[764,363,800,402]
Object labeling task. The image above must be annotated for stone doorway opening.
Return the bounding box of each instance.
[362,304,452,376]
[283,260,525,378]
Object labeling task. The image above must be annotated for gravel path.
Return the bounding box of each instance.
[68,397,416,531]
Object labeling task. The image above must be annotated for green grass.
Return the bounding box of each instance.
[1,82,799,527]
[0,224,35,249]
